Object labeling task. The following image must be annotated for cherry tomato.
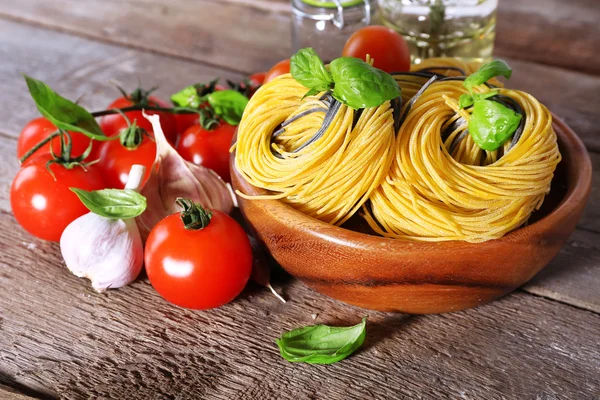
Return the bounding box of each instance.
[174,113,199,136]
[241,72,266,97]
[97,120,156,189]
[176,122,236,182]
[249,72,266,87]
[342,26,411,73]
[145,208,252,310]
[17,117,93,160]
[101,95,177,144]
[174,84,226,135]
[10,154,106,241]
[264,59,291,83]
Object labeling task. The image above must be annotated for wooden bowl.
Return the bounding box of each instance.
[230,116,592,313]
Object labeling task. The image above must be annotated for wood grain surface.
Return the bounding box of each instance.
[0,385,37,400]
[0,0,291,74]
[0,0,598,75]
[0,2,599,398]
[1,213,599,399]
[494,0,600,75]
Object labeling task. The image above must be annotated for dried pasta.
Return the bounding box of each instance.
[234,59,561,243]
[233,74,395,226]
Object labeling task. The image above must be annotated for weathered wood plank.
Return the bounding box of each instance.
[0,0,290,75]
[579,152,600,233]
[0,385,38,400]
[494,0,599,76]
[0,138,18,214]
[523,229,600,312]
[508,59,600,153]
[0,0,598,75]
[0,213,598,399]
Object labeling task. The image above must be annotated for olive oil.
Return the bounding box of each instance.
[378,0,497,64]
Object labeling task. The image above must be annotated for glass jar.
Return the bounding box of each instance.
[378,0,497,64]
[292,0,374,62]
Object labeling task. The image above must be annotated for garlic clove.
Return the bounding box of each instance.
[60,214,143,292]
[137,112,234,239]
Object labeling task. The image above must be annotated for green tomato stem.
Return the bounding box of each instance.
[90,105,200,118]
[176,197,213,230]
[18,130,61,164]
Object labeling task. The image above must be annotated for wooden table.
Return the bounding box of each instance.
[0,1,598,399]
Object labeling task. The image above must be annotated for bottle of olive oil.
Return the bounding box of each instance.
[378,0,497,64]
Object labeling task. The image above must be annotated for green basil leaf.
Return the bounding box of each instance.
[463,60,512,92]
[291,48,334,92]
[171,85,201,108]
[468,99,522,151]
[459,94,474,109]
[23,75,106,140]
[459,89,500,109]
[329,57,401,109]
[206,90,249,126]
[276,318,366,364]
[71,188,147,219]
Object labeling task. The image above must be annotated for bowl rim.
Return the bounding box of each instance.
[231,114,592,249]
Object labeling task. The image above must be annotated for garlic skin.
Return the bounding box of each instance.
[60,216,143,292]
[137,112,234,239]
[60,165,146,292]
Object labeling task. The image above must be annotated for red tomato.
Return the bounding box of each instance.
[342,26,411,73]
[264,59,291,83]
[145,209,252,309]
[17,117,93,161]
[243,72,266,97]
[174,113,199,136]
[97,120,156,189]
[176,123,236,182]
[101,95,177,144]
[249,72,266,86]
[10,154,106,241]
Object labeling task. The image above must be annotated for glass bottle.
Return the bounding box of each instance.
[292,0,374,62]
[378,0,498,64]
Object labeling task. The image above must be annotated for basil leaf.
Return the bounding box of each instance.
[171,85,201,108]
[71,188,147,219]
[463,60,512,92]
[329,57,401,109]
[171,79,222,108]
[206,90,249,126]
[291,48,334,93]
[459,94,475,109]
[459,89,500,109]
[23,75,106,140]
[468,99,522,151]
[276,318,366,364]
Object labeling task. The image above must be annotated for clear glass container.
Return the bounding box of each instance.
[377,0,497,64]
[292,0,374,62]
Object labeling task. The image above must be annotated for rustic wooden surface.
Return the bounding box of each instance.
[0,1,599,398]
[0,0,598,75]
[1,212,599,399]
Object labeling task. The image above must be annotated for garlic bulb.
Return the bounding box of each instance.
[61,216,143,292]
[137,112,234,239]
[60,165,146,292]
